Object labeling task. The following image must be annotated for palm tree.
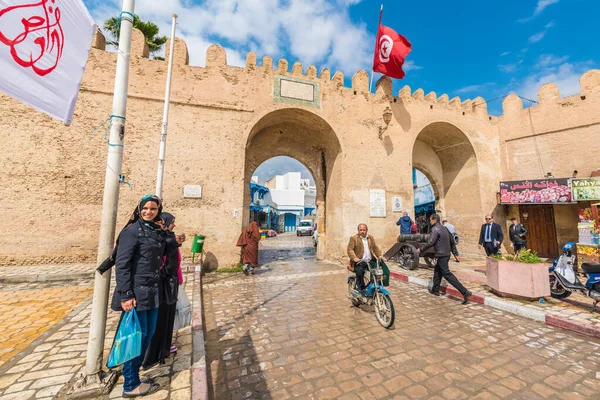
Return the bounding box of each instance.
[103,16,167,58]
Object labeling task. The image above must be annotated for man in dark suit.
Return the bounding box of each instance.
[478,214,504,256]
[509,217,528,253]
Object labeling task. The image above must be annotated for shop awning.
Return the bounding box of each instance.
[250,183,270,200]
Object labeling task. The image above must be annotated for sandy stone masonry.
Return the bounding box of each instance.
[0,29,598,267]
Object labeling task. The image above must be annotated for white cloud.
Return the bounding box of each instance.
[500,51,511,57]
[85,0,375,75]
[455,83,494,94]
[518,0,560,22]
[534,0,560,16]
[513,62,591,101]
[527,20,555,44]
[528,31,546,43]
[254,156,314,184]
[499,63,518,73]
[403,60,422,72]
[336,0,364,5]
[537,54,569,68]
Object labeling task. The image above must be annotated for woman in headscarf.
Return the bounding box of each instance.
[110,195,181,398]
[236,221,261,274]
[143,212,185,369]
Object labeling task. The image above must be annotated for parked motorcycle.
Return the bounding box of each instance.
[347,258,395,328]
[549,242,600,312]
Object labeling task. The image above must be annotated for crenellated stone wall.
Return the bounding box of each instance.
[0,29,598,266]
[497,70,600,248]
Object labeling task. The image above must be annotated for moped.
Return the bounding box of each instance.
[347,258,395,328]
[549,242,600,312]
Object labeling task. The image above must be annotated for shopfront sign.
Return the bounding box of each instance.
[572,178,600,201]
[499,178,572,204]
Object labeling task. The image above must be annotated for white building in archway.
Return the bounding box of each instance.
[265,172,306,232]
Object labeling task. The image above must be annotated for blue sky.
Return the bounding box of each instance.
[85,0,599,116]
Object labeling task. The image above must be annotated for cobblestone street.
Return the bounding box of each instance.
[257,234,315,266]
[203,236,600,400]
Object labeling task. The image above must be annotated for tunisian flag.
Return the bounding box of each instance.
[372,11,412,79]
[0,0,96,125]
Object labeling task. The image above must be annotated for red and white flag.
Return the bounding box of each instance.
[372,8,411,79]
[0,0,96,125]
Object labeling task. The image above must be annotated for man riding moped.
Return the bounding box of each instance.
[347,223,385,293]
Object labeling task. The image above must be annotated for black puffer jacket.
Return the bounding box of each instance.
[110,221,178,312]
[419,223,459,258]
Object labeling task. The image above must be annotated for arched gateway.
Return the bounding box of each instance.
[412,122,484,253]
[243,109,342,260]
[1,30,597,267]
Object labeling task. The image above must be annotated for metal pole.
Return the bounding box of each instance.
[155,14,178,198]
[370,4,384,94]
[85,0,135,378]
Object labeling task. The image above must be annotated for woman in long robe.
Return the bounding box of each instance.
[237,221,260,274]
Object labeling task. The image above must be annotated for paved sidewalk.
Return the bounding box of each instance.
[0,265,96,283]
[386,254,600,338]
[0,279,94,369]
[0,270,196,400]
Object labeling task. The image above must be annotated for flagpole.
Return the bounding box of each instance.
[72,0,135,396]
[155,14,178,198]
[370,4,384,93]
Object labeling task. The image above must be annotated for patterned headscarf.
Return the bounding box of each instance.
[123,194,163,229]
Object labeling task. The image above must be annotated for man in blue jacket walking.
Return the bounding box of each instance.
[396,212,413,234]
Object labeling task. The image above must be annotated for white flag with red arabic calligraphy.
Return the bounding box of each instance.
[0,0,96,125]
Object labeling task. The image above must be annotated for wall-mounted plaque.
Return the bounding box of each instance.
[370,189,386,218]
[273,76,320,108]
[184,185,202,198]
[392,197,403,212]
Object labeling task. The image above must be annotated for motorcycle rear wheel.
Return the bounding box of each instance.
[549,275,572,299]
[374,292,395,329]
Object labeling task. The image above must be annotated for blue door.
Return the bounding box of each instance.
[284,214,297,232]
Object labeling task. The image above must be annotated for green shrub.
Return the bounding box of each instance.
[514,249,544,264]
[489,249,544,263]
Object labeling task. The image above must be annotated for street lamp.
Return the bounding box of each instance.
[379,106,393,139]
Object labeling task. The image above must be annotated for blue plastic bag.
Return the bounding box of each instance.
[106,309,142,368]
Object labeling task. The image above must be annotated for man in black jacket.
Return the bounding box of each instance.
[509,217,528,253]
[478,214,504,256]
[418,214,472,304]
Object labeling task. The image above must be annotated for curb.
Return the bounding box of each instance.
[0,272,94,283]
[191,266,209,400]
[388,270,600,339]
